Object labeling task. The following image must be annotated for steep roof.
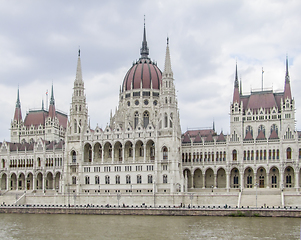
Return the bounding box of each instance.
[256,130,266,140]
[269,130,279,139]
[244,131,253,140]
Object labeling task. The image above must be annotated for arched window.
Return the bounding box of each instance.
[258,125,265,137]
[108,145,112,158]
[232,150,237,161]
[72,176,76,185]
[79,120,81,133]
[79,105,81,111]
[74,120,77,133]
[71,151,76,163]
[164,113,168,128]
[95,176,99,184]
[116,175,120,184]
[2,159,5,168]
[287,147,292,159]
[134,112,139,129]
[75,105,77,111]
[170,113,173,128]
[137,175,142,184]
[105,175,110,184]
[246,125,253,137]
[163,174,168,184]
[270,124,278,135]
[85,176,90,185]
[126,175,131,184]
[163,147,168,160]
[148,175,153,184]
[143,111,149,128]
[165,97,168,104]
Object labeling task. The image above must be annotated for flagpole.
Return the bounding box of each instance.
[46,90,48,111]
[261,68,264,91]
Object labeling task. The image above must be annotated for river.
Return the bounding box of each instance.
[0,214,300,239]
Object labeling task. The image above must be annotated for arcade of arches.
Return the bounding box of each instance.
[82,140,156,163]
[183,166,301,191]
[0,172,62,191]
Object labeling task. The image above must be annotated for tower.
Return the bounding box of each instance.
[64,49,89,194]
[10,88,23,143]
[157,38,182,193]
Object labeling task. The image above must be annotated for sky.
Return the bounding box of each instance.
[1,0,301,141]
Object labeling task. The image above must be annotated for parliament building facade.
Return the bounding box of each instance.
[0,26,300,201]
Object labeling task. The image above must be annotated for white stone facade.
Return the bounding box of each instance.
[0,28,300,205]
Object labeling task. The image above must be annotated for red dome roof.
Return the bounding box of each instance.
[122,58,162,92]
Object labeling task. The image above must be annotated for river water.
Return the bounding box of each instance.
[0,214,300,239]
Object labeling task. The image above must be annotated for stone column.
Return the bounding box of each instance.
[42,174,45,193]
[111,148,114,164]
[133,146,136,162]
[101,147,104,164]
[214,174,217,188]
[202,172,206,189]
[144,144,146,163]
[190,171,194,189]
[91,147,94,163]
[240,173,244,190]
[295,170,299,190]
[226,172,230,191]
[33,174,36,190]
[266,172,270,188]
[280,170,284,189]
[122,145,125,163]
[184,171,187,192]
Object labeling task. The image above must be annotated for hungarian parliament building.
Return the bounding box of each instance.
[0,26,299,197]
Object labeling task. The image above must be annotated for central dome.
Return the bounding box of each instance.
[121,24,162,92]
[122,58,162,92]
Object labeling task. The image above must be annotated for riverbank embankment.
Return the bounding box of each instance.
[1,205,301,217]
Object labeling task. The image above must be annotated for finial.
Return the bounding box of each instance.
[78,47,80,57]
[234,62,239,88]
[167,37,169,45]
[140,15,149,58]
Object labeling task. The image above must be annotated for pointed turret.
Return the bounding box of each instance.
[233,63,240,103]
[48,84,56,119]
[75,49,83,83]
[163,37,173,78]
[284,56,292,99]
[140,18,149,59]
[14,88,22,121]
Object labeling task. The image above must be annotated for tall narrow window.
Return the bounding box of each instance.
[143,111,149,128]
[164,113,168,128]
[287,147,292,159]
[148,175,153,184]
[134,112,139,129]
[74,120,77,133]
[116,175,120,184]
[170,113,173,128]
[163,147,168,160]
[137,175,142,184]
[163,174,168,184]
[232,150,237,161]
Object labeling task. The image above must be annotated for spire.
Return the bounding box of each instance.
[42,99,44,110]
[234,62,239,88]
[163,37,173,78]
[75,48,83,82]
[240,78,242,95]
[284,56,292,99]
[48,84,56,119]
[16,87,21,108]
[50,84,55,105]
[140,16,149,59]
[285,55,290,83]
[233,63,240,103]
[14,87,22,121]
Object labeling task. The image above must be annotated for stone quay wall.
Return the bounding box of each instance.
[1,206,301,218]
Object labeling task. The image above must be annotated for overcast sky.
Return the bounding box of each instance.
[1,0,301,141]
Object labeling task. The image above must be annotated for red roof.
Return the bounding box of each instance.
[269,130,279,139]
[184,129,214,137]
[122,58,162,92]
[246,91,277,111]
[217,132,226,141]
[193,134,202,143]
[205,134,213,142]
[24,110,67,129]
[256,130,266,140]
[182,134,191,144]
[244,131,253,140]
